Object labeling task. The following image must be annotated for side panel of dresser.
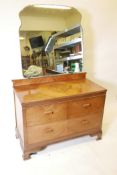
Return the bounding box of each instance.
[14,93,32,159]
[14,93,24,149]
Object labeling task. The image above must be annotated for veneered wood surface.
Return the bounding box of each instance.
[26,102,67,127]
[12,73,107,159]
[68,95,105,118]
[12,72,86,87]
[13,79,106,105]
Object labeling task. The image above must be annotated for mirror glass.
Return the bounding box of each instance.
[19,4,83,77]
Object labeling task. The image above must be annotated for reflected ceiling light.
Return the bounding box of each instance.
[33,4,71,10]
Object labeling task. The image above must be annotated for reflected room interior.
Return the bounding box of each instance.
[19,4,83,77]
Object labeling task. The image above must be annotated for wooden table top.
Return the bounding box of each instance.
[14,79,106,105]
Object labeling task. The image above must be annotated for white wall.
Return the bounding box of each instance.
[77,0,117,97]
[0,0,117,139]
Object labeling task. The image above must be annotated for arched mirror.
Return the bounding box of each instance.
[19,4,83,77]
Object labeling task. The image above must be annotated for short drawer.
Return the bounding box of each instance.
[27,121,67,144]
[68,95,105,119]
[68,114,102,134]
[26,102,67,126]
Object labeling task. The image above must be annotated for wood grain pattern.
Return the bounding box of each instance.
[68,95,105,119]
[26,102,67,126]
[12,72,86,87]
[12,73,107,160]
[68,115,102,134]
[13,79,105,106]
[27,121,68,144]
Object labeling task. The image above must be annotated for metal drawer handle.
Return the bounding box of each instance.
[82,103,91,108]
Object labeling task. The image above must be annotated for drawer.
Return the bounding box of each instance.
[68,95,105,119]
[26,102,67,126]
[68,114,102,134]
[27,121,68,144]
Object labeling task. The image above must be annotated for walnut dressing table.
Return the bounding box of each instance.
[12,72,106,160]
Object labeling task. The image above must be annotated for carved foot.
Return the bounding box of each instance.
[22,146,47,160]
[23,153,31,160]
[96,131,102,140]
[90,131,102,140]
[40,146,46,150]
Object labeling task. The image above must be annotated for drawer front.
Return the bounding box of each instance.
[68,114,102,134]
[68,95,105,119]
[26,102,67,126]
[27,121,67,144]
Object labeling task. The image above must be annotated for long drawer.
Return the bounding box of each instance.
[27,114,102,144]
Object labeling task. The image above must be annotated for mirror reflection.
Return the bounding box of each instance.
[19,5,83,77]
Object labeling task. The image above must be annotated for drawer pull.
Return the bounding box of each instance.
[82,103,91,108]
[81,120,89,125]
[44,111,54,115]
[45,128,54,133]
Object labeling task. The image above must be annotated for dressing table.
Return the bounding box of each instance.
[12,72,106,159]
[13,5,107,160]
